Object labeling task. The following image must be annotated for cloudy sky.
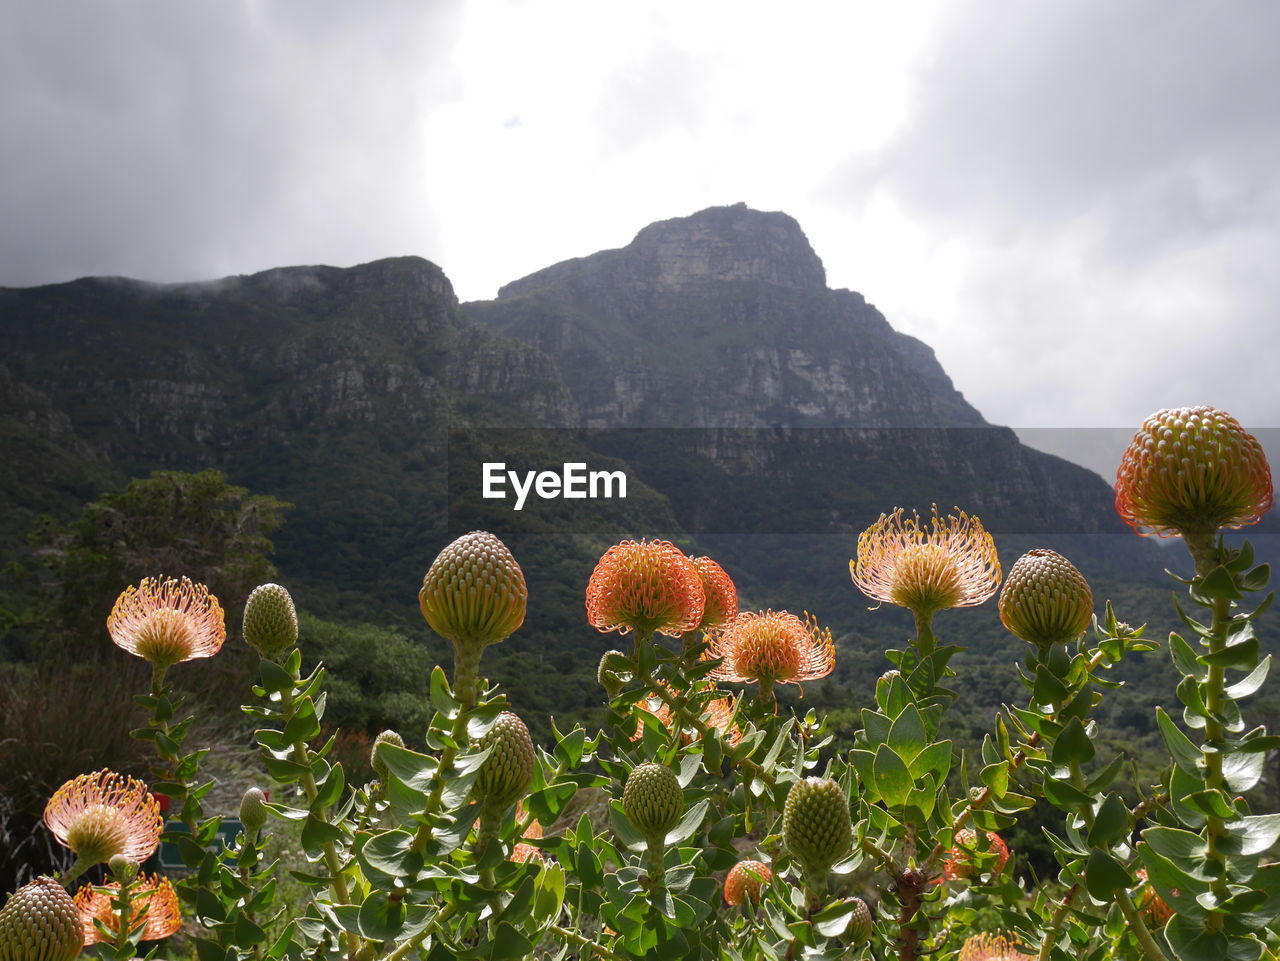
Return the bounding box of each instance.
[3,0,1277,475]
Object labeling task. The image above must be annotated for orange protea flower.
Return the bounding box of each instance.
[688,556,738,630]
[586,539,704,637]
[705,610,835,699]
[941,829,1009,881]
[851,506,1001,618]
[74,874,182,943]
[1134,869,1175,926]
[723,859,772,905]
[107,575,226,670]
[958,932,1035,961]
[44,770,163,867]
[633,684,742,746]
[511,805,544,863]
[1115,406,1272,538]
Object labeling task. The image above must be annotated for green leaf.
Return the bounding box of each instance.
[1200,636,1259,671]
[1087,793,1130,848]
[813,898,863,939]
[1157,707,1203,777]
[1223,749,1266,793]
[259,659,295,695]
[887,706,927,762]
[1164,915,1232,961]
[1033,665,1069,707]
[1051,717,1095,766]
[490,922,534,961]
[358,829,422,884]
[377,743,439,792]
[428,665,458,716]
[665,799,709,846]
[1170,632,1209,680]
[1240,563,1270,593]
[1226,656,1272,699]
[1199,564,1243,601]
[873,744,914,808]
[300,814,343,856]
[910,740,952,781]
[980,761,1009,799]
[1224,814,1280,857]
[1182,789,1238,821]
[357,892,406,941]
[1043,775,1094,811]
[1084,848,1130,901]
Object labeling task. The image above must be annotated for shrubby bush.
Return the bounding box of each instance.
[2,406,1278,961]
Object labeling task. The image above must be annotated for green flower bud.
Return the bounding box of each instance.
[419,532,527,649]
[622,762,683,842]
[243,583,298,659]
[474,712,536,812]
[239,787,268,834]
[998,549,1093,649]
[107,854,138,882]
[371,730,405,781]
[782,777,853,881]
[597,649,631,697]
[0,877,83,961]
[847,897,872,944]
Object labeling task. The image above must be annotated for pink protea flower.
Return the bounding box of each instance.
[1115,406,1273,538]
[851,506,1001,618]
[44,770,163,867]
[74,874,182,943]
[107,576,226,670]
[688,556,738,631]
[705,610,835,700]
[586,539,705,637]
[723,860,772,905]
[958,932,1035,961]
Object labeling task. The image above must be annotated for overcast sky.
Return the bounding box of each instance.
[3,1,1277,477]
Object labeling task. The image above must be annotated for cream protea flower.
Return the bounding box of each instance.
[723,860,772,905]
[107,576,226,670]
[586,539,705,638]
[74,875,182,944]
[1116,406,1273,539]
[705,610,835,702]
[44,770,163,867]
[688,556,738,631]
[958,932,1035,961]
[851,506,1001,619]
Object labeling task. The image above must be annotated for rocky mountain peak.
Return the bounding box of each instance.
[498,203,826,298]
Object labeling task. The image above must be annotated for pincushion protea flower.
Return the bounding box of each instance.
[1134,869,1175,926]
[723,860,772,905]
[586,539,704,638]
[999,549,1093,649]
[688,555,737,631]
[44,770,163,868]
[1115,406,1272,539]
[852,506,1001,619]
[74,875,182,943]
[958,932,1035,961]
[0,876,83,961]
[705,609,835,703]
[107,576,225,670]
[511,806,544,863]
[941,829,1009,880]
[633,684,742,746]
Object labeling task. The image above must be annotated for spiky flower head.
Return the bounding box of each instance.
[705,610,835,691]
[622,762,683,841]
[0,877,83,961]
[782,777,853,880]
[1116,406,1273,538]
[998,549,1093,648]
[243,583,298,659]
[1134,869,1175,926]
[44,770,163,866]
[474,711,536,811]
[688,556,738,631]
[586,539,705,637]
[942,829,1010,881]
[723,860,772,905]
[370,730,405,781]
[420,531,527,648]
[958,933,1036,961]
[239,787,268,834]
[74,874,182,944]
[107,576,225,671]
[851,506,1001,618]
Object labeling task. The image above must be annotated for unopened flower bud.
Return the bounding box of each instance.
[0,877,83,961]
[596,650,631,697]
[723,860,771,905]
[474,712,536,812]
[782,777,853,881]
[622,762,683,842]
[107,855,138,882]
[371,730,405,781]
[419,532,527,649]
[847,897,873,944]
[243,584,299,659]
[999,549,1093,649]
[239,787,268,834]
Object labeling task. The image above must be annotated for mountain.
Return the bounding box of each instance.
[0,204,1171,731]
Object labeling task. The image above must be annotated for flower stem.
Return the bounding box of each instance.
[1037,884,1078,961]
[548,924,624,961]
